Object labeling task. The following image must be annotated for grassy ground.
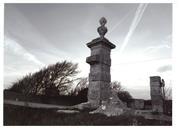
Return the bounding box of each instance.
[4,104,172,126]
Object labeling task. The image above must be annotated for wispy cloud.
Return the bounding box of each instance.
[157,64,172,73]
[120,3,148,53]
[143,44,171,53]
[108,7,136,34]
[4,36,45,67]
[143,34,172,54]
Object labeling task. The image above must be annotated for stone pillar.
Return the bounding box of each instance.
[86,17,116,108]
[150,76,164,113]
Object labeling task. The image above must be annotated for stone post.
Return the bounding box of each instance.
[86,17,116,108]
[150,76,164,113]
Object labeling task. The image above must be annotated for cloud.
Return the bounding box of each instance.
[4,36,45,67]
[162,34,172,44]
[143,44,171,54]
[4,4,172,99]
[143,34,171,54]
[120,3,148,53]
[127,88,150,99]
[108,7,136,34]
[4,36,46,87]
[157,64,172,73]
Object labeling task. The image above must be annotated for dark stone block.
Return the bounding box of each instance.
[86,55,100,64]
[87,37,116,49]
[86,55,111,66]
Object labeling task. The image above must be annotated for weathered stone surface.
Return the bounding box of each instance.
[86,55,100,65]
[90,64,110,73]
[150,76,164,113]
[90,104,125,117]
[73,102,98,111]
[90,44,111,56]
[97,17,107,39]
[131,99,144,110]
[109,90,126,108]
[57,110,80,114]
[86,55,111,65]
[86,36,115,108]
[89,90,127,116]
[89,72,111,82]
[87,81,111,103]
[87,37,115,49]
[85,18,127,116]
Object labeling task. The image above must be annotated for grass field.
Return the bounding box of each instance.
[4,104,172,126]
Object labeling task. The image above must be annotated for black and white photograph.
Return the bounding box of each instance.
[2,2,174,126]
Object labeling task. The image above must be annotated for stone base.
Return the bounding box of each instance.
[88,81,111,106]
[57,110,80,114]
[73,90,131,117]
[89,90,129,117]
[89,104,126,117]
[73,102,98,111]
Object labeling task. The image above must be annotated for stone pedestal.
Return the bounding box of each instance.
[86,37,115,108]
[150,76,164,113]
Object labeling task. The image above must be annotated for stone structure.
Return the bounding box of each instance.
[90,90,129,116]
[150,76,164,113]
[130,99,144,110]
[84,18,127,117]
[86,17,116,108]
[74,18,126,115]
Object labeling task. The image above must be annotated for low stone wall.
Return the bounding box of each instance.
[144,100,152,110]
[133,99,144,109]
[127,99,144,109]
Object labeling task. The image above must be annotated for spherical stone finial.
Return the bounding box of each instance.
[99,17,107,26]
[97,17,108,39]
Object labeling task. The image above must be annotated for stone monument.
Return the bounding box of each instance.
[74,17,127,116]
[150,76,164,113]
[86,17,116,108]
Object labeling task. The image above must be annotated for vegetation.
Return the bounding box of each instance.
[71,79,133,102]
[6,60,133,112]
[4,61,172,125]
[164,86,172,100]
[71,77,88,95]
[8,61,79,96]
[111,81,133,102]
[4,104,172,126]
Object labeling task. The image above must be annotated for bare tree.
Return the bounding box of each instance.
[8,61,79,96]
[111,81,132,101]
[70,77,88,95]
[161,79,172,100]
[164,86,172,100]
[110,81,124,92]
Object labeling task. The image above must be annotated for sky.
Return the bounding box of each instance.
[4,3,172,99]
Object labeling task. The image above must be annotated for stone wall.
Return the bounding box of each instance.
[150,76,164,113]
[132,99,144,109]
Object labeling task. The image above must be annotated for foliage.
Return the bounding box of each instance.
[164,86,172,100]
[70,77,88,96]
[111,81,132,101]
[71,79,132,102]
[8,61,79,96]
[117,91,132,102]
[110,81,124,92]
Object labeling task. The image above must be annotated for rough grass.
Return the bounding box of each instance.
[4,104,172,126]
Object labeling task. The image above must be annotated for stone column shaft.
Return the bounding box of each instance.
[86,38,115,107]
